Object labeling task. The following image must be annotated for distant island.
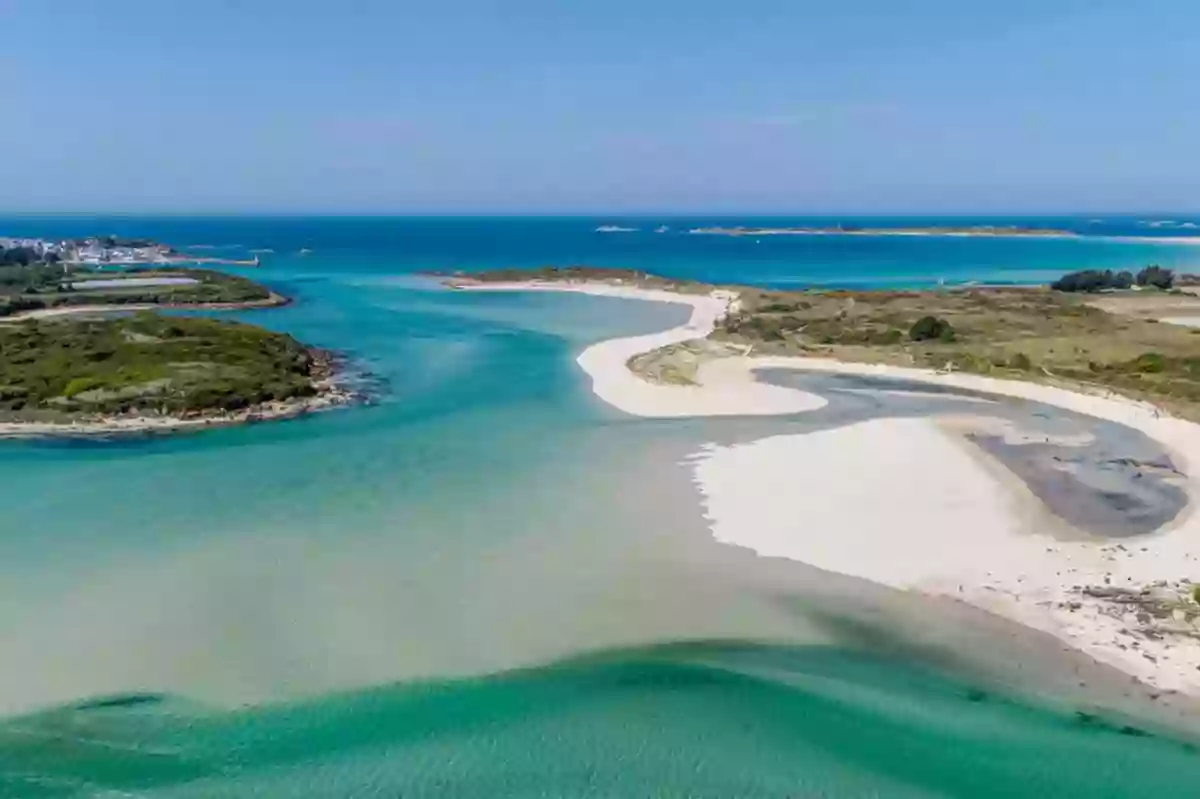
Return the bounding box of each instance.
[687,225,1078,238]
[0,236,355,437]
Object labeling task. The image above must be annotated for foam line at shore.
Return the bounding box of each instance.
[457,280,1200,695]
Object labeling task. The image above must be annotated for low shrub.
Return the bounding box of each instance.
[1136,265,1175,290]
[1050,269,1135,293]
[1134,352,1166,374]
[910,315,954,342]
[62,376,108,398]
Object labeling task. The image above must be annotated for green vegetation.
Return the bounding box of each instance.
[1050,266,1174,293]
[0,314,325,420]
[1192,585,1200,605]
[909,315,954,342]
[713,285,1200,418]
[0,266,274,317]
[1136,265,1175,290]
[0,246,56,266]
[1051,269,1134,292]
[461,266,1200,419]
[1009,352,1033,371]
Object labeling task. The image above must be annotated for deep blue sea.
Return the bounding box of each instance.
[3,215,1200,797]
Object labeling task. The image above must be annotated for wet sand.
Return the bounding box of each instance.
[755,370,1187,538]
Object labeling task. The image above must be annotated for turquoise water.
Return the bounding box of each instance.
[3,216,1200,796]
[7,644,1200,798]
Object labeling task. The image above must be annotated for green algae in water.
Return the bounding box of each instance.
[4,643,1199,798]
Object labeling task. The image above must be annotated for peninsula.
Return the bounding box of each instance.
[0,251,352,437]
[447,265,1200,419]
[447,265,1200,699]
[0,313,352,438]
[0,266,286,319]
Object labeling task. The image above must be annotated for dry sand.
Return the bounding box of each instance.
[460,279,1200,696]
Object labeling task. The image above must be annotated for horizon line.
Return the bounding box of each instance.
[1,210,1198,219]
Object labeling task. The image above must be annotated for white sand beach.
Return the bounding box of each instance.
[459,279,1200,696]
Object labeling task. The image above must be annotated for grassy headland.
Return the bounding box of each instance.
[0,313,344,427]
[0,266,280,318]
[454,266,1200,421]
[0,263,354,434]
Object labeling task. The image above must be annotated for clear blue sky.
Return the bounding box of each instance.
[1,0,1197,213]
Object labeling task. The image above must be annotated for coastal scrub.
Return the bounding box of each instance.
[0,313,328,420]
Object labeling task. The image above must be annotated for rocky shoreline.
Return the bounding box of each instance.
[0,349,365,440]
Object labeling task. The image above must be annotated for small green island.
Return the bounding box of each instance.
[0,239,350,437]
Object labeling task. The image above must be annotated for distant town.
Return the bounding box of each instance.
[0,235,179,267]
[0,235,258,268]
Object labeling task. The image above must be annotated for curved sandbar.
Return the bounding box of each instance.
[456,280,825,417]
[453,276,1200,695]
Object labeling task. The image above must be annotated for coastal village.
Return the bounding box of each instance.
[0,235,176,266]
[0,235,260,268]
